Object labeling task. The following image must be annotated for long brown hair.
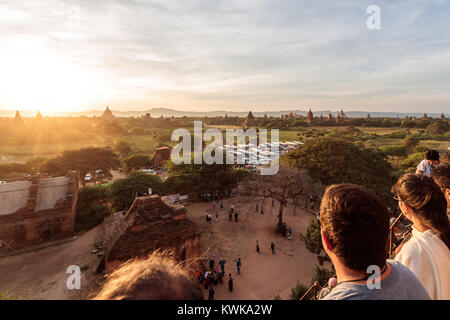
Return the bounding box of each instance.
[394,174,450,249]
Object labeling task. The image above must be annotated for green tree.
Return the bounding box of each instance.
[110,171,165,210]
[380,146,407,157]
[426,121,449,135]
[113,140,133,158]
[42,147,121,187]
[165,160,244,196]
[290,282,310,300]
[403,136,420,153]
[282,137,394,201]
[123,153,151,172]
[400,152,423,174]
[300,218,330,265]
[75,204,110,232]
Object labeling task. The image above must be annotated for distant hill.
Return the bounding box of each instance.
[0,107,447,119]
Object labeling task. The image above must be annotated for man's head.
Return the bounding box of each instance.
[431,164,450,210]
[93,252,203,300]
[425,149,440,166]
[320,184,389,272]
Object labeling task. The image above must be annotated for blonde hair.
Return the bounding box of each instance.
[93,251,203,300]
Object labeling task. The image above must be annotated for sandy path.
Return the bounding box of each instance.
[185,196,318,300]
[0,226,104,300]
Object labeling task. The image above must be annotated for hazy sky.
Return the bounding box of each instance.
[0,0,449,113]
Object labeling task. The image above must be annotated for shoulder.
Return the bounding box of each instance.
[416,159,427,169]
[388,259,425,284]
[321,285,363,300]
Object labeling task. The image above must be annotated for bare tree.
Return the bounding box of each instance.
[240,166,319,233]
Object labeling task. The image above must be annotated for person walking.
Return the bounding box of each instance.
[215,211,219,222]
[228,274,234,292]
[261,204,264,215]
[236,258,242,274]
[220,201,223,209]
[234,211,239,222]
[208,285,215,300]
[230,204,234,213]
[271,242,275,254]
[287,228,292,240]
[256,240,260,253]
[219,259,226,273]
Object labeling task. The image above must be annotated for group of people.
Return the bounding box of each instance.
[195,258,242,300]
[313,150,449,300]
[205,201,241,223]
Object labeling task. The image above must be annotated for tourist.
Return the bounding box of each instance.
[318,183,429,300]
[256,240,260,253]
[287,228,292,240]
[416,150,440,176]
[234,211,239,222]
[205,211,209,222]
[93,252,203,300]
[229,211,232,221]
[215,211,219,222]
[261,204,264,214]
[236,258,242,274]
[219,258,226,273]
[220,201,224,209]
[204,271,210,289]
[228,274,234,292]
[208,285,215,300]
[212,200,216,210]
[271,242,275,254]
[393,174,450,299]
[231,204,234,213]
[209,259,215,270]
[431,164,450,211]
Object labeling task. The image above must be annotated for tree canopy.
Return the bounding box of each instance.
[281,137,394,201]
[165,160,249,196]
[110,171,165,210]
[41,147,121,186]
[123,153,151,172]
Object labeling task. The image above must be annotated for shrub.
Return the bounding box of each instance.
[75,204,110,232]
[290,282,310,300]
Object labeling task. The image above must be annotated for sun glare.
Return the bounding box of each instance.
[0,40,92,114]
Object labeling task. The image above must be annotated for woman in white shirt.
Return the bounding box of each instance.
[393,174,450,300]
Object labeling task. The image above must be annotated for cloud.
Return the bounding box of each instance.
[0,0,449,112]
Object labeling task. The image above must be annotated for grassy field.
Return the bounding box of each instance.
[1,126,448,164]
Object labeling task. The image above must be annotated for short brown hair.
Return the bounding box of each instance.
[432,164,450,190]
[93,252,203,300]
[320,184,389,272]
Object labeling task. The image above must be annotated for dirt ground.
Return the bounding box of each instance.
[0,226,105,300]
[0,195,318,300]
[184,196,318,300]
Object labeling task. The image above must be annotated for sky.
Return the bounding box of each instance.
[0,0,449,114]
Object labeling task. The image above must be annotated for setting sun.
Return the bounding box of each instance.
[0,38,92,114]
